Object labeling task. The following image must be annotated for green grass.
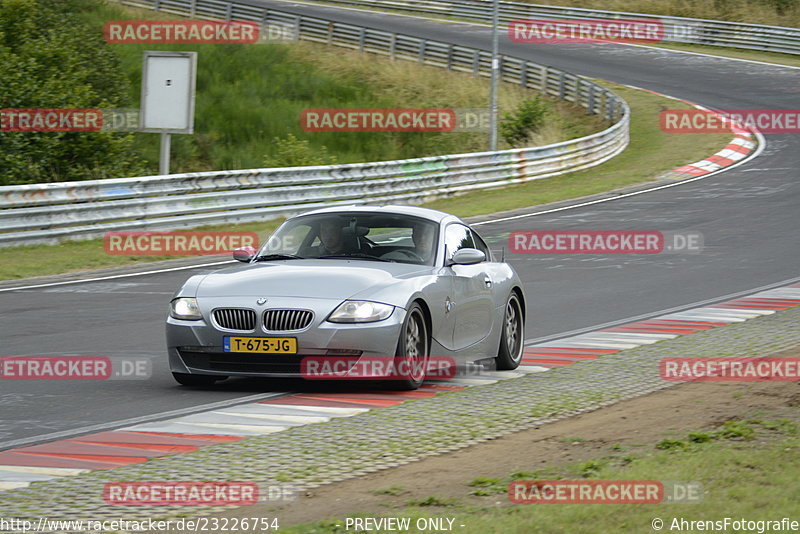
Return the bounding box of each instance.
[0,8,733,281]
[0,220,282,281]
[423,80,732,219]
[72,1,602,174]
[280,419,800,533]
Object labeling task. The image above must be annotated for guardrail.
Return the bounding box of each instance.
[0,0,629,247]
[307,0,800,56]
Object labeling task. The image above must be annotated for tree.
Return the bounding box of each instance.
[0,0,145,184]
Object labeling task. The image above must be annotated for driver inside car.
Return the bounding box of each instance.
[412,222,436,262]
[315,219,369,256]
[317,219,347,255]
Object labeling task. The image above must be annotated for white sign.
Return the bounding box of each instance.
[140,51,196,133]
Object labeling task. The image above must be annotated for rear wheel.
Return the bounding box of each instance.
[172,372,226,387]
[389,303,429,390]
[495,293,524,370]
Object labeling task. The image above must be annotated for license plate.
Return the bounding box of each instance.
[223,336,297,354]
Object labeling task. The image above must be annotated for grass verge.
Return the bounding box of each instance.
[75,1,601,173]
[0,81,733,281]
[281,418,800,533]
[423,80,732,219]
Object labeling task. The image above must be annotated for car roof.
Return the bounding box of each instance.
[298,205,463,225]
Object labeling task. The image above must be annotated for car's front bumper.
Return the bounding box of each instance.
[166,297,405,378]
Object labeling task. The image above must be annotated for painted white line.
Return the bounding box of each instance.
[524,276,800,346]
[662,314,745,322]
[473,129,765,227]
[696,308,775,316]
[755,289,800,297]
[532,340,642,349]
[122,421,274,436]
[615,40,800,70]
[212,411,331,424]
[517,365,551,373]
[278,0,800,70]
[0,481,29,490]
[0,470,56,482]
[0,260,233,293]
[439,378,500,385]
[574,336,664,345]
[0,465,86,476]
[0,391,289,451]
[580,332,677,340]
[256,404,370,415]
[175,422,289,433]
[476,371,528,380]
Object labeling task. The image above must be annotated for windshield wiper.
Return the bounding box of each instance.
[317,253,392,262]
[254,253,304,261]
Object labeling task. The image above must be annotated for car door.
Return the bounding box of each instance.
[444,223,495,350]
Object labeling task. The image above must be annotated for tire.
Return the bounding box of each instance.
[172,372,226,387]
[495,292,524,370]
[389,303,430,390]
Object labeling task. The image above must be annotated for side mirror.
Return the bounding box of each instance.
[233,246,257,262]
[449,248,485,266]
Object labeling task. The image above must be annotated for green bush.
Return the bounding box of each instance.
[499,97,549,146]
[262,134,338,167]
[0,0,145,184]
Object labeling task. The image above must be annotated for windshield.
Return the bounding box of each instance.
[257,212,439,265]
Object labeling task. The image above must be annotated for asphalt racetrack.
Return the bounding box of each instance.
[0,1,797,450]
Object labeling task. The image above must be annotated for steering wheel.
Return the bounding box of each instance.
[381,249,424,262]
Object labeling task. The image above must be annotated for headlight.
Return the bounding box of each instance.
[170,298,202,320]
[327,300,394,323]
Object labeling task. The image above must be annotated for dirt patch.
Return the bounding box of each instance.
[218,345,800,525]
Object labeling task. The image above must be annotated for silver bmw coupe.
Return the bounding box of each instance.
[166,205,526,390]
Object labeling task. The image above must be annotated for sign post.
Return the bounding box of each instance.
[140,51,197,175]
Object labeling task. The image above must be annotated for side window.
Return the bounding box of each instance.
[470,230,492,261]
[444,224,474,260]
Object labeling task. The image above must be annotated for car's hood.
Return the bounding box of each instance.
[194,259,431,300]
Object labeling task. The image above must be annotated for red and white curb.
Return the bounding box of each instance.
[625,84,759,179]
[671,129,756,177]
[522,283,800,368]
[1,283,798,491]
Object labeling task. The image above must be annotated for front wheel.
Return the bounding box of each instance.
[172,372,227,387]
[495,293,524,370]
[389,303,429,390]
